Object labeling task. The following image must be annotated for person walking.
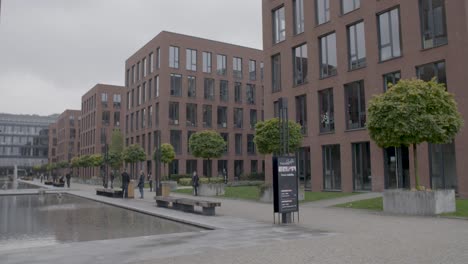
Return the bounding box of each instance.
[65,171,71,188]
[110,171,115,189]
[121,169,130,198]
[148,172,153,192]
[192,170,199,196]
[138,170,145,199]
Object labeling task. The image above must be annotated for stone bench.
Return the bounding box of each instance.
[96,188,123,198]
[154,196,221,216]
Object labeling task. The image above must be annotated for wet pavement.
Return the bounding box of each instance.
[1,180,468,264]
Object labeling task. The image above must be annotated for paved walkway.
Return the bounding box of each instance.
[1,180,468,264]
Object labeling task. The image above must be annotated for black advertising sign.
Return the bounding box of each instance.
[273,156,298,213]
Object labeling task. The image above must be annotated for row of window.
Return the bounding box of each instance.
[0,125,47,135]
[100,93,122,109]
[126,102,259,133]
[165,159,261,178]
[126,74,257,111]
[127,46,263,86]
[128,130,255,156]
[284,60,446,134]
[0,146,48,158]
[275,0,447,50]
[272,1,448,89]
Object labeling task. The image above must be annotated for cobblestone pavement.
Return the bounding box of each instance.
[1,180,468,264]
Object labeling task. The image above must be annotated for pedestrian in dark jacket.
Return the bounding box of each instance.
[147,173,153,192]
[110,172,115,189]
[138,171,145,199]
[192,171,199,196]
[121,170,130,198]
[65,172,71,188]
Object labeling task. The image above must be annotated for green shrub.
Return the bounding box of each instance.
[199,177,224,184]
[170,174,191,182]
[179,178,192,186]
[258,182,272,194]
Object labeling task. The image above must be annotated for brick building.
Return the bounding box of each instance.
[125,31,264,180]
[262,0,468,196]
[79,84,125,178]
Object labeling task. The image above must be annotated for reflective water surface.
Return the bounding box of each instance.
[0,180,39,190]
[0,194,200,250]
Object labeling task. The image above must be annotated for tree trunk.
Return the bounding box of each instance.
[413,144,420,189]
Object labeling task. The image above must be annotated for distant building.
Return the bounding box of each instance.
[0,113,57,176]
[125,31,264,179]
[79,84,125,178]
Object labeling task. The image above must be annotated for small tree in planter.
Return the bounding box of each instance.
[254,118,303,201]
[108,129,124,183]
[367,79,463,215]
[122,144,146,179]
[158,143,175,180]
[189,131,226,177]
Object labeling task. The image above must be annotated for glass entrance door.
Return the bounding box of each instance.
[297,147,311,191]
[384,146,409,189]
[322,145,341,191]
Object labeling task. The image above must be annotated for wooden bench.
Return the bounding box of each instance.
[96,188,123,198]
[155,196,221,216]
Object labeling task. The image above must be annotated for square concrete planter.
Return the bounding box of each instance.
[161,180,178,191]
[199,183,225,196]
[383,189,456,216]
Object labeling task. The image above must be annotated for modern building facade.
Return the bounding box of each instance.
[53,110,80,168]
[47,122,57,164]
[262,0,468,196]
[125,31,264,180]
[80,84,125,178]
[0,113,56,176]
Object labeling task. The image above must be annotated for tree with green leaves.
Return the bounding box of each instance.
[154,143,175,179]
[254,118,303,155]
[123,144,146,179]
[108,129,124,174]
[189,131,226,177]
[367,79,463,189]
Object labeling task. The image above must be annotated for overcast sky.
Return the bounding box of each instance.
[0,0,263,116]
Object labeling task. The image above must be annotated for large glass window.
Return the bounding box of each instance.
[352,142,372,191]
[149,52,154,73]
[204,78,215,100]
[220,80,229,102]
[202,52,212,73]
[295,95,307,134]
[316,0,330,25]
[203,105,212,128]
[169,102,179,125]
[383,71,401,91]
[169,46,179,68]
[155,75,159,97]
[188,76,196,98]
[113,94,121,109]
[203,160,212,177]
[235,134,242,155]
[246,84,255,104]
[101,93,108,107]
[170,74,182,97]
[319,33,337,78]
[345,80,366,130]
[293,0,304,34]
[249,60,256,81]
[378,8,402,61]
[156,47,160,69]
[272,54,282,92]
[234,160,243,179]
[420,0,447,49]
[247,134,256,154]
[218,160,228,176]
[273,6,286,43]
[221,133,229,153]
[143,57,147,77]
[293,43,308,85]
[102,111,110,126]
[348,21,366,69]
[323,144,341,190]
[186,48,197,71]
[217,106,228,128]
[233,57,242,79]
[170,130,181,154]
[250,109,257,130]
[429,142,457,190]
[187,131,195,153]
[416,60,446,85]
[342,0,360,14]
[216,54,227,76]
[235,82,242,103]
[234,108,243,129]
[186,160,197,174]
[186,103,197,127]
[318,88,335,133]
